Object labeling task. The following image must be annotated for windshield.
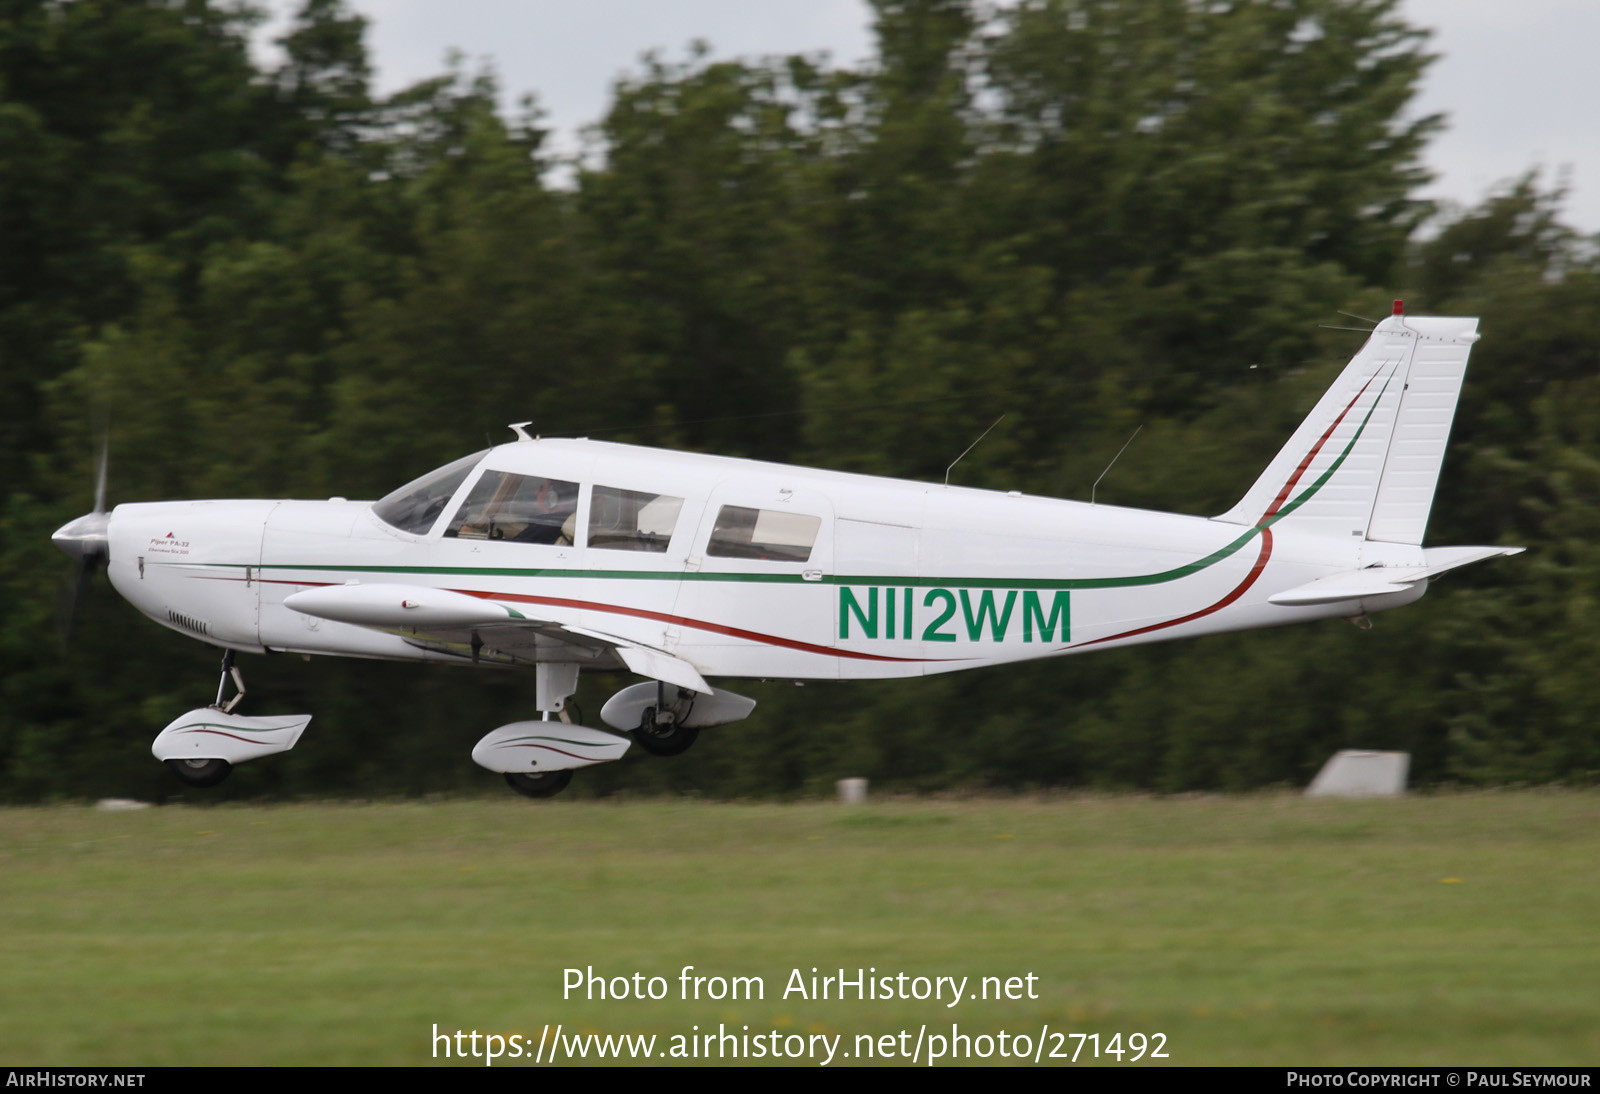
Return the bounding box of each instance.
[371,450,487,535]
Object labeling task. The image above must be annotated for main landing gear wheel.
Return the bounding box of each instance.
[631,682,700,757]
[167,757,232,788]
[504,769,573,799]
[633,719,699,757]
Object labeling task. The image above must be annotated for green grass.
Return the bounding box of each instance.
[2,792,1598,1066]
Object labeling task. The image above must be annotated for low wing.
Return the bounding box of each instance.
[283,583,712,693]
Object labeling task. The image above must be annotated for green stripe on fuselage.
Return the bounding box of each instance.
[180,372,1391,599]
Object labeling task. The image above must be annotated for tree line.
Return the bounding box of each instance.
[2,0,1594,801]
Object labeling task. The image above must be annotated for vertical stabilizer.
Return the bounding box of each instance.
[1214,309,1479,545]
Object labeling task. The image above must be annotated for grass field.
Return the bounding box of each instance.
[2,792,1597,1066]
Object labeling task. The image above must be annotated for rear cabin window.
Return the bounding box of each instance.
[706,505,821,563]
[444,470,580,545]
[588,486,684,553]
[372,450,486,535]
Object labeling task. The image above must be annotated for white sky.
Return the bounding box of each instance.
[257,0,1600,233]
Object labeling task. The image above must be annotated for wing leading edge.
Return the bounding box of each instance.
[282,583,713,693]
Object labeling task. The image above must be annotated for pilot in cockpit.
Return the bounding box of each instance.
[507,477,577,544]
[445,471,578,545]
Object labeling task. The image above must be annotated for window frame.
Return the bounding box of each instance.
[587,484,685,555]
[705,504,823,564]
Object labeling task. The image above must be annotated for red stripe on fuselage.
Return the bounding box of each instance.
[1074,366,1383,648]
[1260,369,1383,522]
[187,572,950,663]
[1075,529,1274,648]
[452,588,941,663]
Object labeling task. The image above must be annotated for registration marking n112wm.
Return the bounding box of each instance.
[839,586,1070,644]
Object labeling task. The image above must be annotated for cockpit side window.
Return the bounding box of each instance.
[706,505,820,563]
[444,470,580,545]
[589,486,684,553]
[371,450,487,535]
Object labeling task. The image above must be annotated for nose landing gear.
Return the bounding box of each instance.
[152,650,313,787]
[164,650,245,787]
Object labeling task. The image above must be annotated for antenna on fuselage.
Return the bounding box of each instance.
[509,421,536,442]
[944,415,1006,488]
[1091,424,1142,506]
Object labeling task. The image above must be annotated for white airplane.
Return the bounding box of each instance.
[53,304,1520,797]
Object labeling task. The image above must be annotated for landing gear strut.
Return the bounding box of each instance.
[213,648,246,713]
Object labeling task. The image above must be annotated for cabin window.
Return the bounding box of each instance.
[706,505,820,563]
[372,450,486,535]
[444,470,580,545]
[588,486,683,553]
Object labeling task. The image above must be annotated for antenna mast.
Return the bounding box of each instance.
[944,415,1006,488]
[1092,425,1142,505]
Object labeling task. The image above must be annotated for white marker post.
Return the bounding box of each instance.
[1306,750,1410,797]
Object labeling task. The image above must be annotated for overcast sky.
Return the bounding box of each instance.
[258,0,1600,233]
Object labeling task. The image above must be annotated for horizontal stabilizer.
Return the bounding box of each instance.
[1269,545,1523,607]
[1410,544,1527,576]
[1268,572,1414,606]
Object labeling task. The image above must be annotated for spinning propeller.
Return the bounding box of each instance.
[52,435,111,644]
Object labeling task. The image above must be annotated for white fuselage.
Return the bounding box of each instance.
[105,438,1427,681]
[103,438,1427,678]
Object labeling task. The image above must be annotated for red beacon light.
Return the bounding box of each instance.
[1393,299,1404,316]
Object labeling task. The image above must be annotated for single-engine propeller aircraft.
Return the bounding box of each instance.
[53,304,1521,797]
